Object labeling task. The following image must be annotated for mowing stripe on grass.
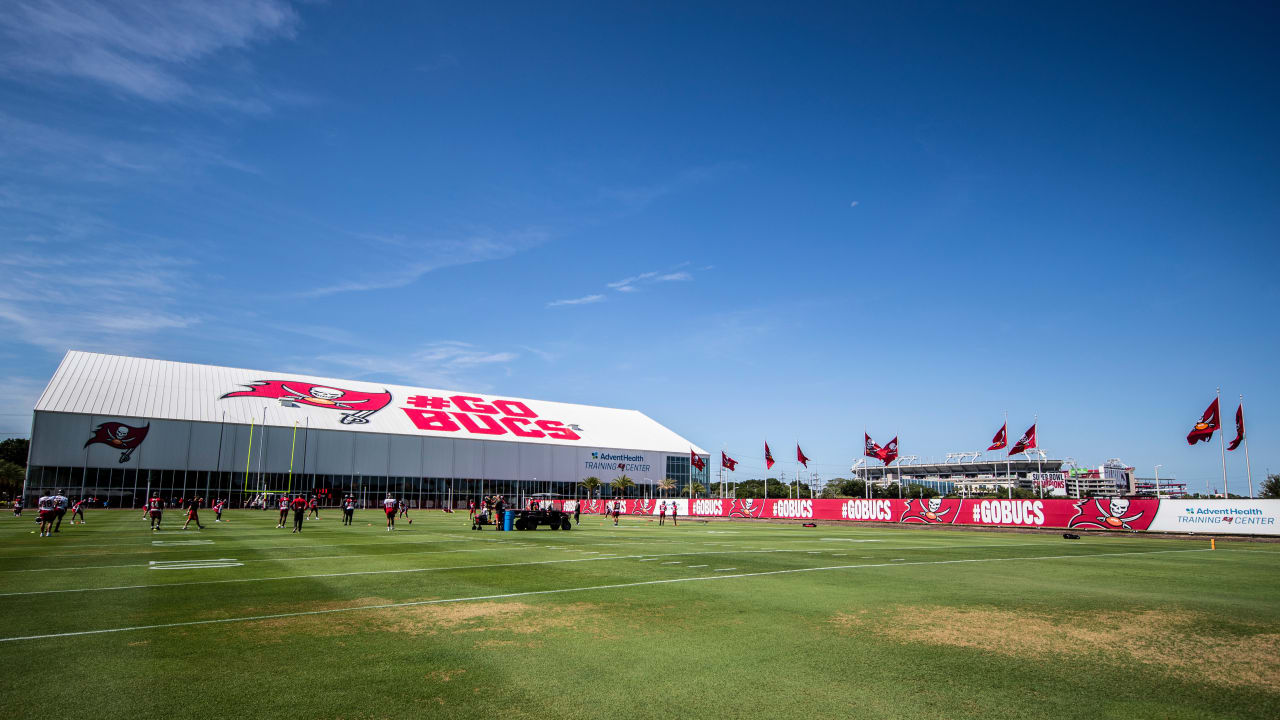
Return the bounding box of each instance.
[0,548,1209,642]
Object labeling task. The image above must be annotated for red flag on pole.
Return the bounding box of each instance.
[1227,403,1245,451]
[796,444,809,467]
[721,451,738,471]
[988,423,1007,451]
[880,437,898,465]
[690,450,705,471]
[1186,398,1220,445]
[1008,424,1037,455]
[764,442,775,470]
[864,433,882,460]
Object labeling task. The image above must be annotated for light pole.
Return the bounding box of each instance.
[1153,465,1162,499]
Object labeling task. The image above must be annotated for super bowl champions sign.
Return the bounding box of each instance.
[575,498,1280,536]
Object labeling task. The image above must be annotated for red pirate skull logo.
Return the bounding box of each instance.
[728,498,764,518]
[84,422,150,463]
[221,380,392,424]
[899,497,952,524]
[632,499,653,515]
[1067,498,1146,530]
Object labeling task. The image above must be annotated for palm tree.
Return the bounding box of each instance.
[682,481,706,498]
[658,477,676,498]
[610,474,635,497]
[579,477,601,499]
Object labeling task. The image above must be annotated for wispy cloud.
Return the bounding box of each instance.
[547,294,605,308]
[0,0,299,109]
[295,230,549,298]
[312,341,521,389]
[605,263,693,292]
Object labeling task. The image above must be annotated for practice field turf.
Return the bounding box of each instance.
[1,509,1278,719]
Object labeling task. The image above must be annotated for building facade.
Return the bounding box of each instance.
[25,352,709,508]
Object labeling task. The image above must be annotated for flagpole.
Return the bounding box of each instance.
[1241,394,1253,498]
[1003,411,1009,501]
[1217,387,1228,497]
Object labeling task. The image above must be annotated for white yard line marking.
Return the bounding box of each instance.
[687,564,708,568]
[661,561,683,564]
[0,545,1174,643]
[713,568,737,571]
[149,559,242,570]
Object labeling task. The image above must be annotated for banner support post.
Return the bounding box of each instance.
[1217,387,1228,497]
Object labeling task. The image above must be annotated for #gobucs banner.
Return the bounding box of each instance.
[721,452,737,471]
[988,423,1007,451]
[1186,398,1220,445]
[1227,403,1245,451]
[84,421,150,463]
[1008,424,1036,455]
[222,380,392,425]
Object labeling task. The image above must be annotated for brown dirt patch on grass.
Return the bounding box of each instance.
[831,605,1280,691]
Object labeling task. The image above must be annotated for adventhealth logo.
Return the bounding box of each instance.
[594,452,645,462]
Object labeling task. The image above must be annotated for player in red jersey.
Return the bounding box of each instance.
[382,493,398,531]
[468,499,476,519]
[290,494,308,533]
[12,497,22,517]
[69,498,86,525]
[212,498,225,522]
[307,495,320,519]
[145,494,164,531]
[276,495,290,528]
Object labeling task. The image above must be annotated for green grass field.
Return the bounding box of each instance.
[1,508,1277,719]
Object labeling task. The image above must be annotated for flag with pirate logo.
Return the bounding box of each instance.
[764,442,775,470]
[988,423,1007,451]
[221,380,392,424]
[690,450,706,471]
[1185,398,1220,445]
[880,436,898,465]
[84,421,150,463]
[721,451,737,471]
[1008,424,1037,455]
[865,433,896,465]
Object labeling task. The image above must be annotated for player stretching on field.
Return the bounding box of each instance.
[69,498,86,525]
[146,494,164,531]
[276,495,289,528]
[383,493,398,530]
[291,494,307,533]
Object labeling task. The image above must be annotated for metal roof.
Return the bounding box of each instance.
[35,351,707,454]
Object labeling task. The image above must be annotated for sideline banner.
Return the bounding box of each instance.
[577,497,1280,535]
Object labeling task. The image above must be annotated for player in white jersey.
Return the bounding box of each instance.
[382,494,398,531]
[51,492,69,533]
[37,494,56,537]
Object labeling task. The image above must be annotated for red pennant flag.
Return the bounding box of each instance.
[721,451,738,471]
[864,433,882,460]
[690,450,705,471]
[1186,398,1220,445]
[988,423,1007,451]
[796,444,809,467]
[881,437,898,465]
[1227,403,1244,451]
[1008,424,1037,455]
[764,442,775,469]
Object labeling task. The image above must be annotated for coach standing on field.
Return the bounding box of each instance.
[290,494,308,533]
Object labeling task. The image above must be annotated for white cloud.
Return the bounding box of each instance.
[0,0,299,107]
[655,271,692,282]
[313,341,522,390]
[547,294,605,308]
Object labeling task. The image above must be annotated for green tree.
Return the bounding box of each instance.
[1261,474,1280,499]
[0,459,23,499]
[682,481,706,497]
[905,483,940,499]
[610,475,635,497]
[579,477,601,498]
[658,477,676,497]
[0,438,28,468]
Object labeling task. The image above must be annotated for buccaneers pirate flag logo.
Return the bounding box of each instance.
[85,422,150,463]
[221,380,393,424]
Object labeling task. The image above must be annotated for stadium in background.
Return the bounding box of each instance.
[23,351,710,508]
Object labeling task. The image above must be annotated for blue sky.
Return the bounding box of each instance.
[1,1,1277,492]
